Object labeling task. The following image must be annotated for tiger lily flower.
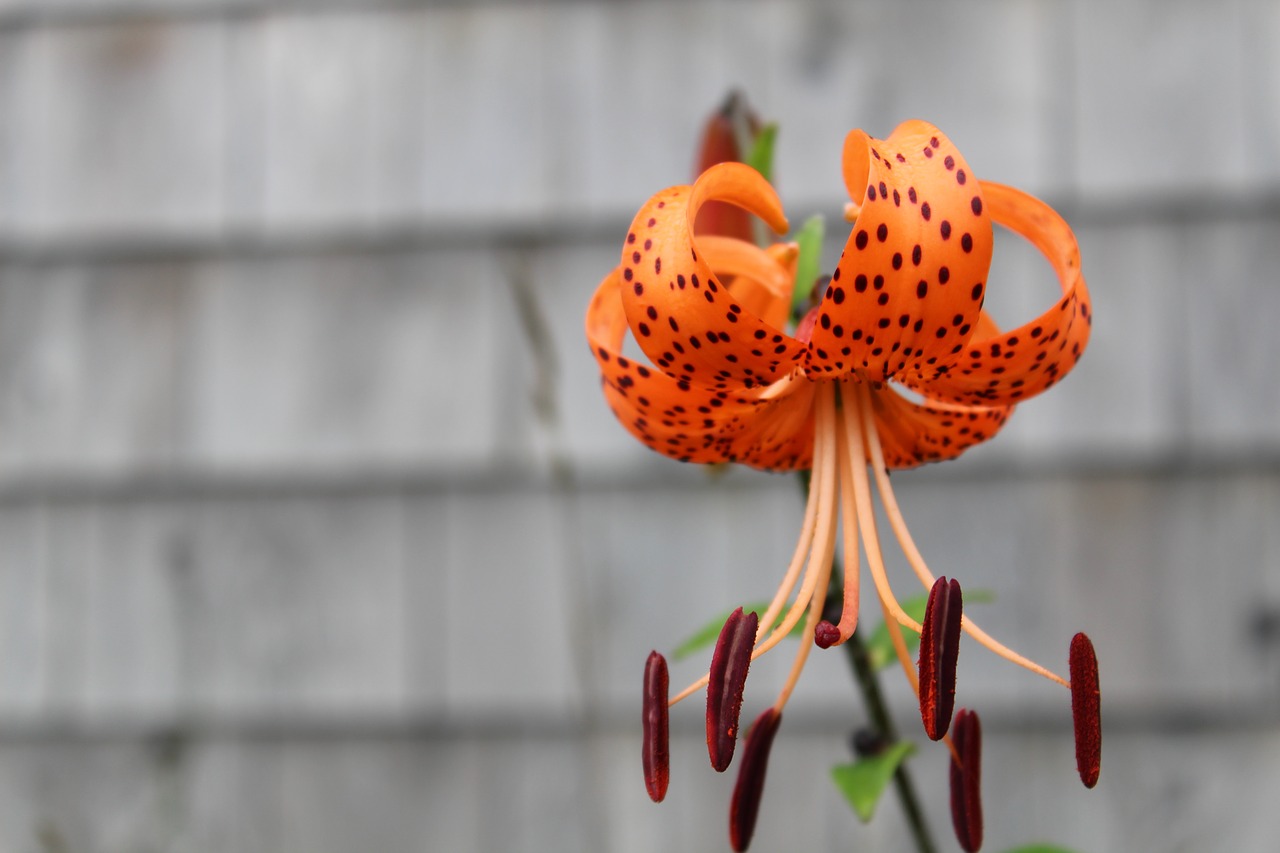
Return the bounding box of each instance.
[587,120,1100,850]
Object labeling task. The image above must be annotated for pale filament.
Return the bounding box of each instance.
[666,367,1071,714]
[757,367,803,401]
[839,381,923,636]
[748,383,839,658]
[840,381,922,694]
[771,412,840,711]
[852,379,1071,690]
[832,423,861,641]
[668,382,839,707]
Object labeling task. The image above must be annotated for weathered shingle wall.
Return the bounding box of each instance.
[0,1,1277,851]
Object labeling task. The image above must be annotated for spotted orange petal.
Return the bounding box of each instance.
[903,181,1092,407]
[867,384,1012,470]
[692,93,758,242]
[697,236,798,332]
[618,163,807,389]
[588,268,816,469]
[807,121,994,382]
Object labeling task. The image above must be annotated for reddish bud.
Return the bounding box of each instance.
[707,607,758,772]
[728,708,782,852]
[918,576,963,740]
[1069,632,1102,788]
[692,91,758,241]
[642,651,670,802]
[814,620,841,649]
[948,708,984,853]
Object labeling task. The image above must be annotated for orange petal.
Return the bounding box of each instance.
[904,181,1092,407]
[809,122,994,382]
[697,236,797,330]
[692,93,758,242]
[618,164,806,389]
[588,269,815,469]
[866,381,1012,470]
[602,374,816,470]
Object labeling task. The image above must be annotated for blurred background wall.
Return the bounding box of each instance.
[0,0,1277,851]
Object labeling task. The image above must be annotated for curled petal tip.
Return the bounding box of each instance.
[949,708,984,852]
[918,576,963,740]
[642,651,670,802]
[729,708,782,852]
[707,608,758,772]
[1069,632,1102,788]
[691,162,789,236]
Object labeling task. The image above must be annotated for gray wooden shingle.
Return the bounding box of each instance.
[16,19,227,238]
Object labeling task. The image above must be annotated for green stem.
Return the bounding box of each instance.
[840,624,938,853]
[798,472,938,853]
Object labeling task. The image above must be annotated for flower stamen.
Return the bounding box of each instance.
[856,380,1071,690]
[949,708,984,853]
[840,380,923,695]
[841,381,924,636]
[817,413,864,647]
[729,707,782,853]
[1069,632,1102,788]
[669,382,837,708]
[919,576,963,741]
[642,651,671,802]
[707,607,759,772]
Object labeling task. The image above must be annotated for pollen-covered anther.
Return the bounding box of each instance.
[1069,632,1102,788]
[813,620,841,649]
[918,576,963,740]
[642,651,671,802]
[729,708,782,852]
[707,607,759,772]
[949,708,984,853]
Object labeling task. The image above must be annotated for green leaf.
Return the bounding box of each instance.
[744,123,779,182]
[790,215,826,316]
[1000,846,1087,853]
[830,741,916,823]
[864,588,995,671]
[670,602,800,661]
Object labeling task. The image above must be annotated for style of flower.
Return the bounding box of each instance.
[587,120,1101,851]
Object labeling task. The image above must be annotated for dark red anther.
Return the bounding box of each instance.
[728,707,782,853]
[642,651,670,802]
[949,707,984,853]
[1069,632,1102,788]
[707,607,758,772]
[814,620,841,649]
[918,576,963,740]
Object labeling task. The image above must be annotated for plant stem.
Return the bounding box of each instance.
[840,623,938,853]
[798,472,938,853]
